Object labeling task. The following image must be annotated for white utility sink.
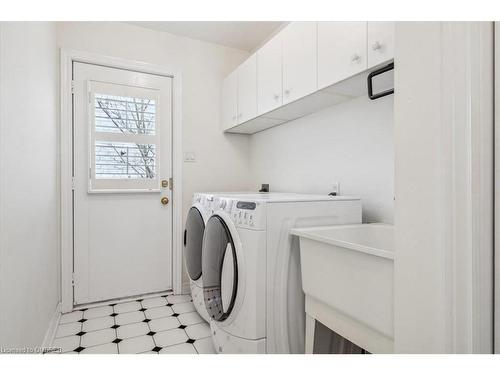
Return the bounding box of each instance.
[290,223,394,354]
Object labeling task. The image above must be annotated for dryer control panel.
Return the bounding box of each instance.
[193,193,218,216]
[215,197,266,230]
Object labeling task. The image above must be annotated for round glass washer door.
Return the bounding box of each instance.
[202,215,238,322]
[184,206,205,281]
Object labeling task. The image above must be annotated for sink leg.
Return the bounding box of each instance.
[305,313,316,354]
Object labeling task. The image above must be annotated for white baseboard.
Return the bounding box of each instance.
[181,281,191,295]
[74,290,174,311]
[41,302,61,350]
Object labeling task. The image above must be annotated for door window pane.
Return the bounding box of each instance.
[95,141,156,179]
[95,94,156,135]
[89,82,161,191]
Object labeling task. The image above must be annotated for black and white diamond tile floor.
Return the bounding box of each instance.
[50,294,215,354]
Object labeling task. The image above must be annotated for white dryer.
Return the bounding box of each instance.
[201,193,362,353]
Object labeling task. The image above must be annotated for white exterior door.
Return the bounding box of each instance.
[72,62,173,305]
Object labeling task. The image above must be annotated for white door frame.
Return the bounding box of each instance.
[394,22,494,353]
[60,49,183,313]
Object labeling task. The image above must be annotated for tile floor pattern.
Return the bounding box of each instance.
[50,294,215,354]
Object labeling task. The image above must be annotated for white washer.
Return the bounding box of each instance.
[201,193,362,353]
[184,192,255,322]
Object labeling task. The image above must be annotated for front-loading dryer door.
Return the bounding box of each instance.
[184,206,205,281]
[202,215,238,321]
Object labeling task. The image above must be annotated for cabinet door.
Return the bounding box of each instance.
[237,54,257,124]
[367,22,394,68]
[317,22,367,90]
[222,70,238,130]
[282,22,317,105]
[257,33,282,115]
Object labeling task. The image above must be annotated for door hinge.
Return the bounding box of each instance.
[71,177,75,191]
[71,273,75,286]
[169,177,173,190]
[71,80,75,94]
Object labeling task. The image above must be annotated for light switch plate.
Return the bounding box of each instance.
[184,152,196,162]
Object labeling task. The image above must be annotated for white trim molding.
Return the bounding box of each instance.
[60,49,183,313]
[441,21,494,354]
[41,302,61,350]
[394,22,494,353]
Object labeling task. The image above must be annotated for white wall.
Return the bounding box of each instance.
[56,22,253,289]
[0,22,59,348]
[250,95,394,223]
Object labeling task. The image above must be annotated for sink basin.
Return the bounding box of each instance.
[290,223,394,353]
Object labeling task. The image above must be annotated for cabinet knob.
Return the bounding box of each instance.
[274,93,280,100]
[372,41,382,51]
[351,54,361,63]
[284,89,290,96]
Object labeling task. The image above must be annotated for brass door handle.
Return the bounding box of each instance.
[161,197,169,205]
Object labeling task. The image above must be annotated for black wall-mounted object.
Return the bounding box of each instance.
[259,184,269,193]
[367,62,394,100]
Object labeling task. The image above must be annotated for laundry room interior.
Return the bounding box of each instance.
[1,2,499,367]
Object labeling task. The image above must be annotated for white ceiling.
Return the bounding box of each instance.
[127,21,286,51]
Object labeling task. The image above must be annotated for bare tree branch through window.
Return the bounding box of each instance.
[94,94,156,179]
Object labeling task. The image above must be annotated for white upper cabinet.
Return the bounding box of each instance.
[221,69,238,130]
[282,22,317,105]
[317,22,367,90]
[367,22,394,68]
[222,21,395,134]
[237,54,257,124]
[257,33,283,115]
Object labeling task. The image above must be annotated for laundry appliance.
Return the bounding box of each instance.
[184,193,219,322]
[184,192,255,322]
[201,193,362,353]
